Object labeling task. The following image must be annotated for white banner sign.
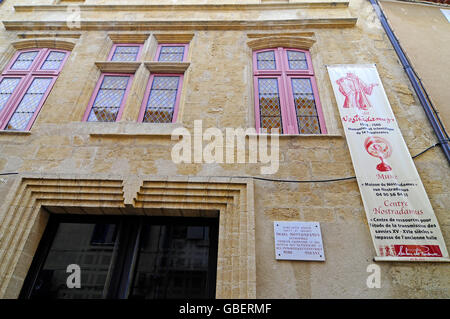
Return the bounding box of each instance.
[327,64,449,261]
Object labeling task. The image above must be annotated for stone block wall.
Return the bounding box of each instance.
[0,0,448,298]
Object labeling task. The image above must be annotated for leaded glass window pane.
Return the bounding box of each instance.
[111,46,140,62]
[0,77,21,112]
[287,50,308,70]
[291,78,320,134]
[143,76,180,123]
[40,51,67,70]
[258,78,282,133]
[87,75,129,122]
[256,50,276,70]
[5,77,52,131]
[10,51,39,70]
[158,46,185,62]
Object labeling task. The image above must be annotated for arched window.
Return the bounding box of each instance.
[0,48,69,131]
[253,47,327,134]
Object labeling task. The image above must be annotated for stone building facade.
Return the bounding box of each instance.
[0,0,448,299]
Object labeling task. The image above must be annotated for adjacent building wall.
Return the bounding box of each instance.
[380,0,450,131]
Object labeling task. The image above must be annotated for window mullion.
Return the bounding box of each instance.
[278,48,297,135]
[30,48,49,72]
[106,219,141,299]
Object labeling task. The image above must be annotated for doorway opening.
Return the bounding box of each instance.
[19,209,219,299]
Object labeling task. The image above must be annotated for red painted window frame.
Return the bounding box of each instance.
[82,72,134,123]
[107,43,143,62]
[0,48,69,131]
[253,47,327,134]
[138,73,184,123]
[155,43,189,62]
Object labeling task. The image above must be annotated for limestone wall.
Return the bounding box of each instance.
[0,0,448,298]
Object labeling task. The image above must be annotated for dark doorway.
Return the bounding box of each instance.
[20,213,219,299]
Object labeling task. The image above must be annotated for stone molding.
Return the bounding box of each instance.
[3,18,358,31]
[153,33,195,44]
[13,2,350,12]
[94,61,142,73]
[144,62,191,74]
[247,31,315,38]
[246,35,316,50]
[108,33,150,44]
[0,176,256,299]
[11,38,76,51]
[17,33,82,39]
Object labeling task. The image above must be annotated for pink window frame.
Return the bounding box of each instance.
[253,75,288,134]
[138,73,184,123]
[253,47,327,134]
[34,49,71,76]
[107,43,144,62]
[0,48,70,131]
[82,72,134,122]
[154,43,189,62]
[3,49,46,75]
[0,75,27,125]
[0,76,58,131]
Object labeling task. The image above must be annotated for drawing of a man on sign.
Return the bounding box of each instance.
[336,72,378,110]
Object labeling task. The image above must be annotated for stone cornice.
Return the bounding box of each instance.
[108,33,150,44]
[12,38,76,50]
[144,62,191,74]
[13,2,350,12]
[247,31,315,38]
[2,18,358,31]
[94,61,142,73]
[17,33,81,39]
[153,33,195,44]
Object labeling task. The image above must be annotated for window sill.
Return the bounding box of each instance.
[0,130,31,136]
[247,133,343,138]
[90,132,180,140]
[86,121,183,139]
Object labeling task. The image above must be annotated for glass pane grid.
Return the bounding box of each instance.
[256,51,276,70]
[258,78,283,133]
[287,50,308,70]
[87,76,129,122]
[291,78,320,134]
[40,51,66,70]
[111,46,140,62]
[143,76,179,123]
[297,116,320,134]
[0,78,21,112]
[5,78,52,131]
[11,51,39,70]
[158,46,185,62]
